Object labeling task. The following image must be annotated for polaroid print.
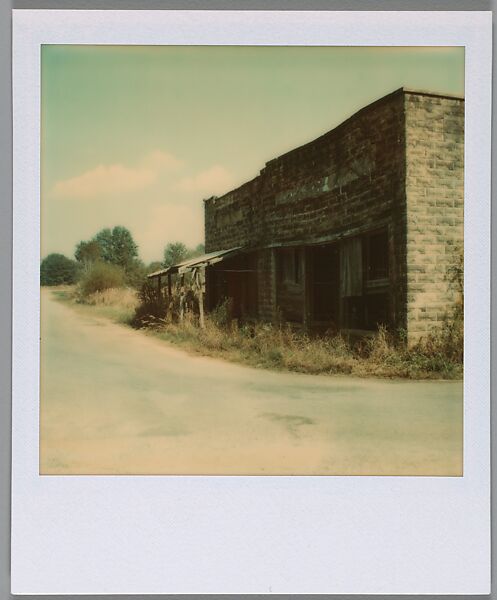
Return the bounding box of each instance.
[12,10,491,595]
[39,44,464,477]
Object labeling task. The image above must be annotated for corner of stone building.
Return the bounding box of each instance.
[403,91,464,344]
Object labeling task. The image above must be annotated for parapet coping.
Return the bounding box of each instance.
[401,87,465,101]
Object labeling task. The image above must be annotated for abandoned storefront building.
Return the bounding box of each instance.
[149,87,464,341]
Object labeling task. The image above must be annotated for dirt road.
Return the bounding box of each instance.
[40,289,463,475]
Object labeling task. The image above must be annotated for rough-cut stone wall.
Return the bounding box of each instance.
[256,248,276,322]
[205,91,407,251]
[205,89,408,326]
[204,178,261,251]
[204,88,464,336]
[404,93,464,339]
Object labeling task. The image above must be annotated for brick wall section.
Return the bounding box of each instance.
[404,93,464,338]
[205,89,408,326]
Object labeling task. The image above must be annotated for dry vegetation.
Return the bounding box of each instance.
[128,251,464,380]
[52,249,463,381]
[53,285,139,324]
[138,309,462,380]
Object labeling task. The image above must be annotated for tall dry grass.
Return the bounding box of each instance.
[84,287,139,310]
[55,285,140,324]
[127,247,464,379]
[144,314,462,379]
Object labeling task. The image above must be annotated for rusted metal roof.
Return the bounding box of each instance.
[147,247,242,278]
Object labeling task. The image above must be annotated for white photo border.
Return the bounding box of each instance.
[11,10,491,595]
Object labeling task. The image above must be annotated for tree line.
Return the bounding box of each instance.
[40,226,205,289]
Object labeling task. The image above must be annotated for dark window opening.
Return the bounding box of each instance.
[294,250,301,284]
[340,229,390,331]
[278,248,301,285]
[364,293,389,330]
[311,244,339,324]
[343,296,364,329]
[207,253,258,320]
[343,293,390,331]
[366,230,389,281]
[340,237,363,297]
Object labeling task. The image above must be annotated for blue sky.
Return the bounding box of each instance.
[41,45,464,263]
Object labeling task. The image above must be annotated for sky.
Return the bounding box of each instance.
[41,45,464,264]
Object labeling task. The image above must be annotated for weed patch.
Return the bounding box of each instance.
[51,284,138,324]
[135,315,462,379]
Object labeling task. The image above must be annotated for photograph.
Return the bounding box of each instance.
[40,45,464,476]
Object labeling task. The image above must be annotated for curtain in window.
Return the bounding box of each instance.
[340,237,363,297]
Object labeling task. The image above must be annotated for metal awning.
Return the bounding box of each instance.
[147,247,243,278]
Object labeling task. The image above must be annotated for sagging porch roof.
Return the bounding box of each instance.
[147,247,243,279]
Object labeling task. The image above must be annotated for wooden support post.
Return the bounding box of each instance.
[157,275,161,301]
[197,267,205,329]
[179,274,185,322]
[167,273,172,299]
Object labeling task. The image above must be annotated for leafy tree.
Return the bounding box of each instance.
[162,242,188,268]
[93,228,114,263]
[109,226,139,270]
[92,225,138,269]
[192,243,205,257]
[75,239,101,265]
[86,226,138,271]
[125,258,148,289]
[40,253,80,286]
[147,261,163,274]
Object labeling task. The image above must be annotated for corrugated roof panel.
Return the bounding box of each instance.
[147,247,242,278]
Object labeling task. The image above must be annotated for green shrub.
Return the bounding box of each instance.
[130,279,167,328]
[210,298,233,328]
[40,253,80,286]
[125,259,148,289]
[78,261,125,298]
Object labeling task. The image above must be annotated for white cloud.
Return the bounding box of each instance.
[137,203,204,261]
[143,150,183,171]
[51,150,183,200]
[174,165,234,197]
[46,155,236,262]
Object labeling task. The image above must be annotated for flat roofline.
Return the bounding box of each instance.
[204,86,464,205]
[401,87,465,101]
[268,87,464,165]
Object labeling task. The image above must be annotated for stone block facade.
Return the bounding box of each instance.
[405,93,464,336]
[204,88,464,341]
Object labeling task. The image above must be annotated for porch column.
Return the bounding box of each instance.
[179,274,185,322]
[197,266,206,329]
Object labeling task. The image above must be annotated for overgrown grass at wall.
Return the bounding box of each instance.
[131,291,463,380]
[51,284,463,380]
[145,315,462,380]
